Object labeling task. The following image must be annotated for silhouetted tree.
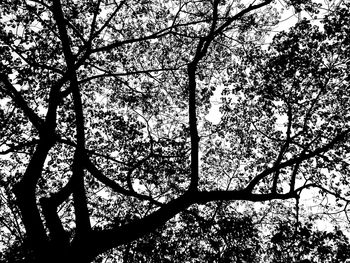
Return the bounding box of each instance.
[0,0,349,262]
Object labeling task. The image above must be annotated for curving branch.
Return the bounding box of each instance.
[0,74,44,130]
[40,180,73,246]
[246,128,350,192]
[52,0,91,240]
[84,157,162,206]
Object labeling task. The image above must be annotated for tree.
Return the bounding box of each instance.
[0,0,349,262]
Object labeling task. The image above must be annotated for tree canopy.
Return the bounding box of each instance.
[0,0,349,262]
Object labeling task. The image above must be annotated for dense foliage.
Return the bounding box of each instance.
[0,0,349,262]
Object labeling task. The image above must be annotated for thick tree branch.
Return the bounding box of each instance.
[187,62,199,191]
[90,183,297,258]
[40,177,73,249]
[91,192,194,255]
[187,1,220,191]
[12,141,53,258]
[71,154,92,237]
[52,0,91,239]
[40,196,70,248]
